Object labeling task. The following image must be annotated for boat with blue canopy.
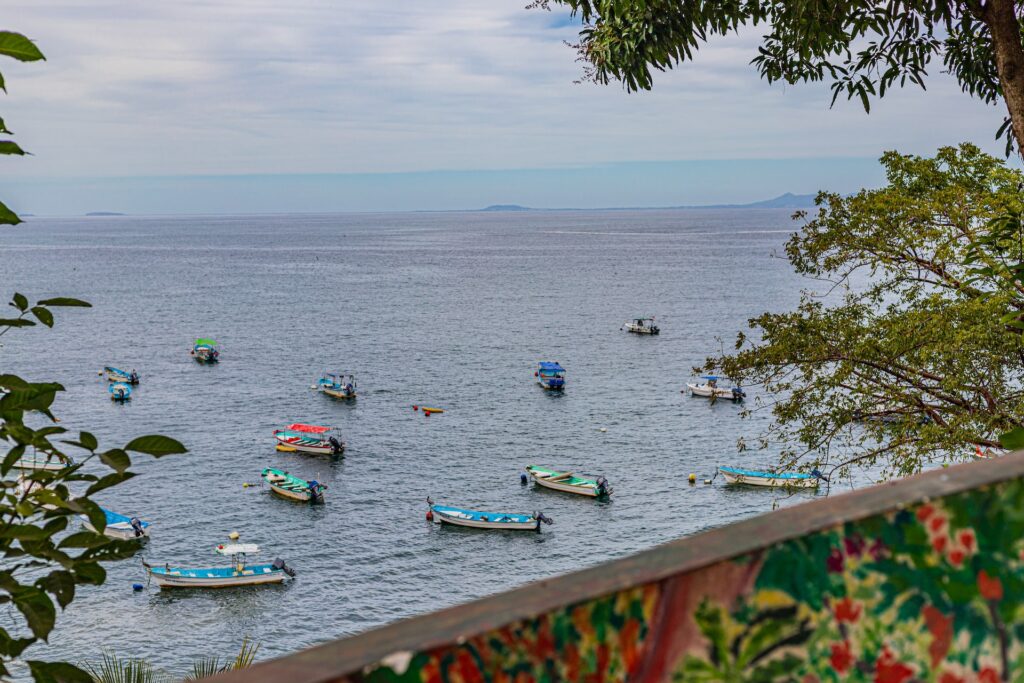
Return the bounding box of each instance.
[536,362,565,390]
[80,506,151,540]
[718,465,819,488]
[686,376,745,401]
[427,498,552,532]
[142,536,295,589]
[317,372,356,399]
[191,338,220,363]
[104,366,139,384]
[109,382,132,401]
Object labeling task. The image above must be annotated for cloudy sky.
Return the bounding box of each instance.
[0,1,1008,213]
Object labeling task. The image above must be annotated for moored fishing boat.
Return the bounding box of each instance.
[262,468,326,503]
[191,338,220,363]
[685,376,745,401]
[109,382,132,401]
[623,316,660,335]
[273,423,345,455]
[427,498,552,532]
[142,539,295,589]
[525,465,612,498]
[536,362,566,390]
[718,466,819,488]
[317,372,356,399]
[104,366,139,384]
[80,507,150,539]
[12,453,74,472]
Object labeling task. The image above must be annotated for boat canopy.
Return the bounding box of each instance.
[718,466,814,480]
[701,375,721,381]
[538,362,564,372]
[216,543,260,555]
[284,423,332,434]
[194,338,218,347]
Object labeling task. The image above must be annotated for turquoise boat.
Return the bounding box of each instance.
[427,498,552,532]
[262,468,326,502]
[109,382,132,401]
[191,338,220,363]
[143,539,295,589]
[536,362,565,390]
[718,466,819,488]
[80,507,150,539]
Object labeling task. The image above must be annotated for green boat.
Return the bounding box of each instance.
[525,465,612,498]
[261,468,326,503]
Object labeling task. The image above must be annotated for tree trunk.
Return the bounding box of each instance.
[984,0,1024,155]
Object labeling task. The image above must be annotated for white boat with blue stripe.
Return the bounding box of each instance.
[427,498,553,532]
[536,362,566,390]
[143,540,296,589]
[718,466,820,488]
[81,507,150,539]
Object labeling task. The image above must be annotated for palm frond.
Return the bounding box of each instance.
[82,651,170,683]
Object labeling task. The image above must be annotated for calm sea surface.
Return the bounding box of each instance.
[0,209,815,673]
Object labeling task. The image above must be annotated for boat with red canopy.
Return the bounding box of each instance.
[273,423,345,455]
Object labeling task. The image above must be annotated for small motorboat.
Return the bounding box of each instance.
[317,372,356,399]
[109,382,132,401]
[104,366,139,384]
[262,468,326,503]
[11,454,74,472]
[685,376,745,401]
[143,538,295,589]
[80,507,150,539]
[273,423,345,455]
[718,466,819,488]
[623,316,660,335]
[525,465,612,498]
[536,362,566,391]
[427,498,552,532]
[418,406,444,415]
[191,338,220,363]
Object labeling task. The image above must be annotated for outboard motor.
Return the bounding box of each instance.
[596,476,611,498]
[329,436,344,454]
[534,512,554,532]
[731,387,746,401]
[129,517,145,538]
[272,558,297,577]
[308,480,323,502]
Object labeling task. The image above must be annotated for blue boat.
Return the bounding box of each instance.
[80,507,150,539]
[142,540,296,589]
[317,372,356,399]
[718,466,819,488]
[109,382,132,401]
[104,366,139,384]
[427,498,553,532]
[191,338,220,363]
[536,361,566,390]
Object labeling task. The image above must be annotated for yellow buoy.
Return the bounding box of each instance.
[688,473,696,484]
[228,531,240,540]
[276,444,297,452]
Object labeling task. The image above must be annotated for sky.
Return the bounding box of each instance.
[0,1,1010,214]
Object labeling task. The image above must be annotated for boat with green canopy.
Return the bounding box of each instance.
[191,338,220,363]
[525,465,612,498]
[261,468,326,503]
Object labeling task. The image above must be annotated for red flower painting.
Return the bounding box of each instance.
[833,597,862,624]
[977,571,1003,602]
[830,641,853,673]
[874,647,914,683]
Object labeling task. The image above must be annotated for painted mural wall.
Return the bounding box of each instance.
[352,478,1024,682]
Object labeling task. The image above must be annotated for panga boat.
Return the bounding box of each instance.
[273,423,345,455]
[143,540,295,589]
[12,454,74,472]
[262,467,326,503]
[317,372,356,399]
[719,466,819,488]
[81,507,150,539]
[427,498,553,532]
[623,316,660,335]
[536,362,566,390]
[191,338,220,363]
[525,465,612,498]
[686,375,745,401]
[109,382,132,401]
[104,366,139,384]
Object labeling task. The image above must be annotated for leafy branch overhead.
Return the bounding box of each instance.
[538,0,1024,155]
[0,29,45,226]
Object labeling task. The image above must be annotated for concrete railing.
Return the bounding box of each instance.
[216,456,1024,682]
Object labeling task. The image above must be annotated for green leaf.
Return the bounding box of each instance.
[27,661,93,683]
[72,562,105,586]
[123,435,187,457]
[30,306,53,327]
[12,586,54,640]
[0,116,11,134]
[0,140,27,155]
[85,471,134,497]
[57,531,108,549]
[35,297,91,308]
[67,498,105,536]
[12,292,28,311]
[36,571,75,609]
[0,32,45,62]
[0,318,32,327]
[2,443,26,476]
[78,432,97,451]
[98,448,130,473]
[1000,427,1024,450]
[0,199,20,225]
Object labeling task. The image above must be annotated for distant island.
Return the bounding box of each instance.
[85,211,125,216]
[475,193,817,212]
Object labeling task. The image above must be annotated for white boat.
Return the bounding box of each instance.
[11,454,73,472]
[427,498,552,531]
[686,375,745,401]
[525,465,612,498]
[104,366,139,384]
[80,507,150,539]
[623,316,659,335]
[272,423,345,455]
[718,466,819,488]
[143,540,295,589]
[317,372,356,399]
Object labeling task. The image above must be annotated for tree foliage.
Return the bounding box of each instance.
[709,144,1024,480]
[536,0,1024,154]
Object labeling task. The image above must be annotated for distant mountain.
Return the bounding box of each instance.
[481,204,532,212]
[474,193,816,212]
[85,211,125,216]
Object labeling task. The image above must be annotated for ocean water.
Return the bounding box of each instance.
[0,209,814,673]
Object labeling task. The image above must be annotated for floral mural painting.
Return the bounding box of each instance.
[355,477,1024,682]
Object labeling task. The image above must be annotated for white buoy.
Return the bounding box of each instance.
[704,479,712,485]
[598,427,607,433]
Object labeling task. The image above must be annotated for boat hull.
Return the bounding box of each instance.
[104,370,139,383]
[687,383,743,400]
[625,324,659,335]
[531,476,598,497]
[268,483,318,502]
[81,519,151,540]
[273,434,336,455]
[321,387,355,399]
[433,509,537,531]
[146,566,286,589]
[12,458,68,472]
[719,468,818,488]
